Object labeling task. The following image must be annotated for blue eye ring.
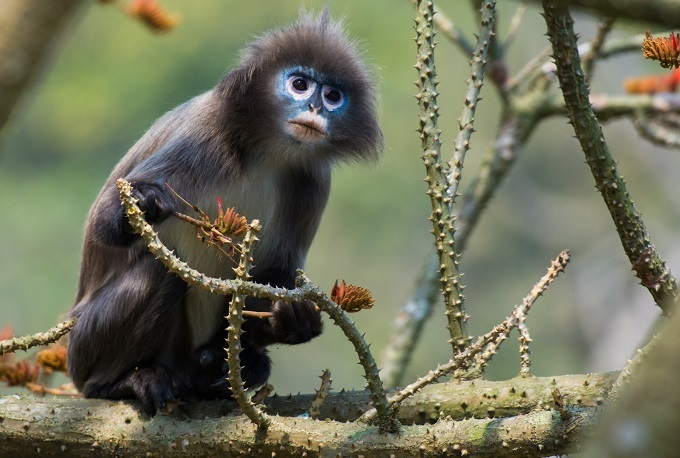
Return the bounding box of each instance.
[286,75,316,100]
[322,85,344,111]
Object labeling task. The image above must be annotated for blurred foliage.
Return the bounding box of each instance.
[1,1,679,397]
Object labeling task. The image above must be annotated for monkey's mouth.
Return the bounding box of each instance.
[288,112,327,144]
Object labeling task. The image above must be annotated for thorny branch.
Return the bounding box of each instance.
[543,0,680,314]
[364,250,570,423]
[223,219,270,430]
[0,320,75,355]
[414,0,469,355]
[115,178,397,433]
[383,3,680,387]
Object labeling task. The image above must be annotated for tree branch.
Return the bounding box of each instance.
[543,0,680,314]
[0,320,74,355]
[0,373,615,457]
[0,0,85,133]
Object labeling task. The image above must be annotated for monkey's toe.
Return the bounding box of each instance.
[127,365,191,416]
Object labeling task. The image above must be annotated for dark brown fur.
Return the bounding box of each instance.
[67,10,382,415]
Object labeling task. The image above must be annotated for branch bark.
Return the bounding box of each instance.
[0,0,86,133]
[0,373,615,457]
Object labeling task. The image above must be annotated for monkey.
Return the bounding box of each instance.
[66,10,382,416]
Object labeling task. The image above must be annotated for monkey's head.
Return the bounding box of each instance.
[218,10,383,168]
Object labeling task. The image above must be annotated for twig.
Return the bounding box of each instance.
[242,310,273,319]
[362,250,570,423]
[0,320,75,355]
[224,219,269,430]
[172,211,214,231]
[472,250,570,371]
[543,0,680,314]
[445,0,497,349]
[426,3,476,57]
[503,1,528,53]
[447,0,497,198]
[309,369,332,420]
[516,308,533,377]
[295,273,399,433]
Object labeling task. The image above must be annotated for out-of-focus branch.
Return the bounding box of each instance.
[582,16,616,83]
[543,0,680,314]
[536,0,680,28]
[379,257,439,387]
[0,0,86,134]
[582,311,680,457]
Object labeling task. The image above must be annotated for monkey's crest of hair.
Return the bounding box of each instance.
[218,9,383,166]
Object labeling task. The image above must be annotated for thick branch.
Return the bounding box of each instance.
[0,373,614,457]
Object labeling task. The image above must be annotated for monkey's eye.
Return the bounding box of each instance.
[322,86,344,111]
[286,76,316,100]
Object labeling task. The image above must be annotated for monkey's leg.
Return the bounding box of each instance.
[85,364,191,416]
[193,333,272,398]
[69,258,191,416]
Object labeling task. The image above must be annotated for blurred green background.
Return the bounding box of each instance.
[1,1,678,397]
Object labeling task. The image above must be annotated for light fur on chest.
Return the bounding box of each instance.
[159,167,282,350]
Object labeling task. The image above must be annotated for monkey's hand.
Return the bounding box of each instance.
[129,180,176,225]
[246,298,322,347]
[270,299,323,344]
[90,179,177,247]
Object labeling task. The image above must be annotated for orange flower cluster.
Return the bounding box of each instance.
[216,198,249,237]
[331,280,375,313]
[625,68,680,94]
[36,345,68,373]
[0,360,40,387]
[642,31,680,69]
[127,0,180,32]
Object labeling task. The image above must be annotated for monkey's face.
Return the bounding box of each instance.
[277,67,346,146]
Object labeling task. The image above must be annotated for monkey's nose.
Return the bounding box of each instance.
[308,103,320,114]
